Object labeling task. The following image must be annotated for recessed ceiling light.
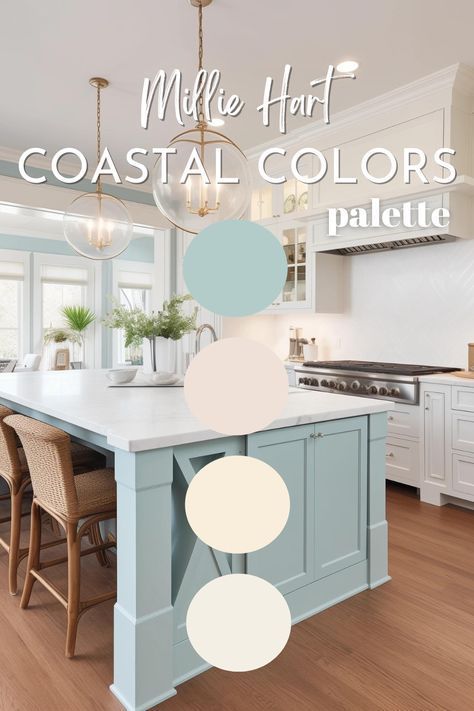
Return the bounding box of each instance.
[336,60,359,73]
[209,117,225,127]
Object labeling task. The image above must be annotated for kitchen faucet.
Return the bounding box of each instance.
[195,323,218,353]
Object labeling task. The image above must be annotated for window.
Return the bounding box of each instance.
[40,263,88,332]
[0,251,29,360]
[113,263,154,366]
[33,254,97,366]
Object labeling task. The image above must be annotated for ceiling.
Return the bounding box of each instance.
[2,0,474,179]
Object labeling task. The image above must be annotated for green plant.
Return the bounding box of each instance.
[61,305,96,336]
[104,294,197,347]
[43,328,82,345]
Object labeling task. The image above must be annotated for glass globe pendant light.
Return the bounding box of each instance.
[152,0,250,234]
[63,78,133,260]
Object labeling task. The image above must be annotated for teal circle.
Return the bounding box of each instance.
[183,220,287,317]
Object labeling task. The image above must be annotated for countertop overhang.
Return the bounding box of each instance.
[0,370,393,452]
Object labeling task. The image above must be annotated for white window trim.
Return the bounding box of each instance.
[33,253,100,367]
[111,259,156,368]
[0,248,31,360]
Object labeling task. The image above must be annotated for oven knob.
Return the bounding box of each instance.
[310,378,319,387]
[390,387,400,397]
[351,380,360,391]
[338,381,348,391]
[369,385,378,394]
[298,377,304,385]
[328,381,336,389]
[379,386,388,396]
[320,379,328,387]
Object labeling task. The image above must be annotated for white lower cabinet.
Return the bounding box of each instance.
[452,452,474,496]
[423,388,448,484]
[420,382,474,506]
[386,437,420,485]
[385,403,421,487]
[452,412,474,454]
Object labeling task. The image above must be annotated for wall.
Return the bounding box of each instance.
[223,237,474,368]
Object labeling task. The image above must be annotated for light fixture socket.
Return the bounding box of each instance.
[190,0,213,6]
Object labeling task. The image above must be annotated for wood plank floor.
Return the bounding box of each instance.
[0,483,473,710]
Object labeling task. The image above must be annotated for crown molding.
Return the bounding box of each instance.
[245,63,472,159]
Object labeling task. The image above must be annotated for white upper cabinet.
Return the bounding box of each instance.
[249,153,313,223]
[264,222,345,314]
[318,109,444,207]
[268,222,312,310]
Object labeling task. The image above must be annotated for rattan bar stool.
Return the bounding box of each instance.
[5,414,116,658]
[0,406,106,595]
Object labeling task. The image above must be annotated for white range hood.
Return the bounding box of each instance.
[311,185,474,255]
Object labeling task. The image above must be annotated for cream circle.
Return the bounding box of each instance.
[185,455,290,554]
[184,338,288,435]
[186,574,291,672]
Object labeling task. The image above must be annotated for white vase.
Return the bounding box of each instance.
[142,337,177,374]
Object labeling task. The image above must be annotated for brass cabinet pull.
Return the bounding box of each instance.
[386,451,394,458]
[310,432,324,439]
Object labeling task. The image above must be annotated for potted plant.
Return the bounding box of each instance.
[61,305,96,368]
[104,294,197,373]
[43,327,82,370]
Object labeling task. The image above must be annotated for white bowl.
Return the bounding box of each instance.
[106,368,137,384]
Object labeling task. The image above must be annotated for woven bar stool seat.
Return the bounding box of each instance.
[0,406,106,595]
[62,469,116,519]
[5,414,116,658]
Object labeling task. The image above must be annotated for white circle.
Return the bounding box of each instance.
[336,60,359,73]
[186,574,291,672]
[185,456,290,554]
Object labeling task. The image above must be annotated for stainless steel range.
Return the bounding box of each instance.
[294,360,461,405]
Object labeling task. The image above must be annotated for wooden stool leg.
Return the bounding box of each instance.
[20,500,42,609]
[90,522,110,568]
[66,522,81,658]
[8,484,22,596]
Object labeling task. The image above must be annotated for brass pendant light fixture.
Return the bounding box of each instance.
[63,78,133,260]
[152,0,250,234]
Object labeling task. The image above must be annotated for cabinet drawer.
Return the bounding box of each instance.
[452,386,474,413]
[452,412,474,454]
[452,452,474,496]
[387,404,419,438]
[385,437,420,485]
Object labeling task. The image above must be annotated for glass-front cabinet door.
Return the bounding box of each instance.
[250,154,313,223]
[268,223,313,311]
[250,182,274,222]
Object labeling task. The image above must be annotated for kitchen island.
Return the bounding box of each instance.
[0,370,392,711]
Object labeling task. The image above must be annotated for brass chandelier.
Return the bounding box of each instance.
[151,0,250,234]
[63,78,133,260]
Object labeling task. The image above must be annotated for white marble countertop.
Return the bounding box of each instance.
[0,370,393,452]
[420,372,473,386]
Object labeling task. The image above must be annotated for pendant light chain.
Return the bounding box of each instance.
[198,0,205,124]
[96,82,102,194]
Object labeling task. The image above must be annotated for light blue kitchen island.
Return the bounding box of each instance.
[0,370,392,711]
